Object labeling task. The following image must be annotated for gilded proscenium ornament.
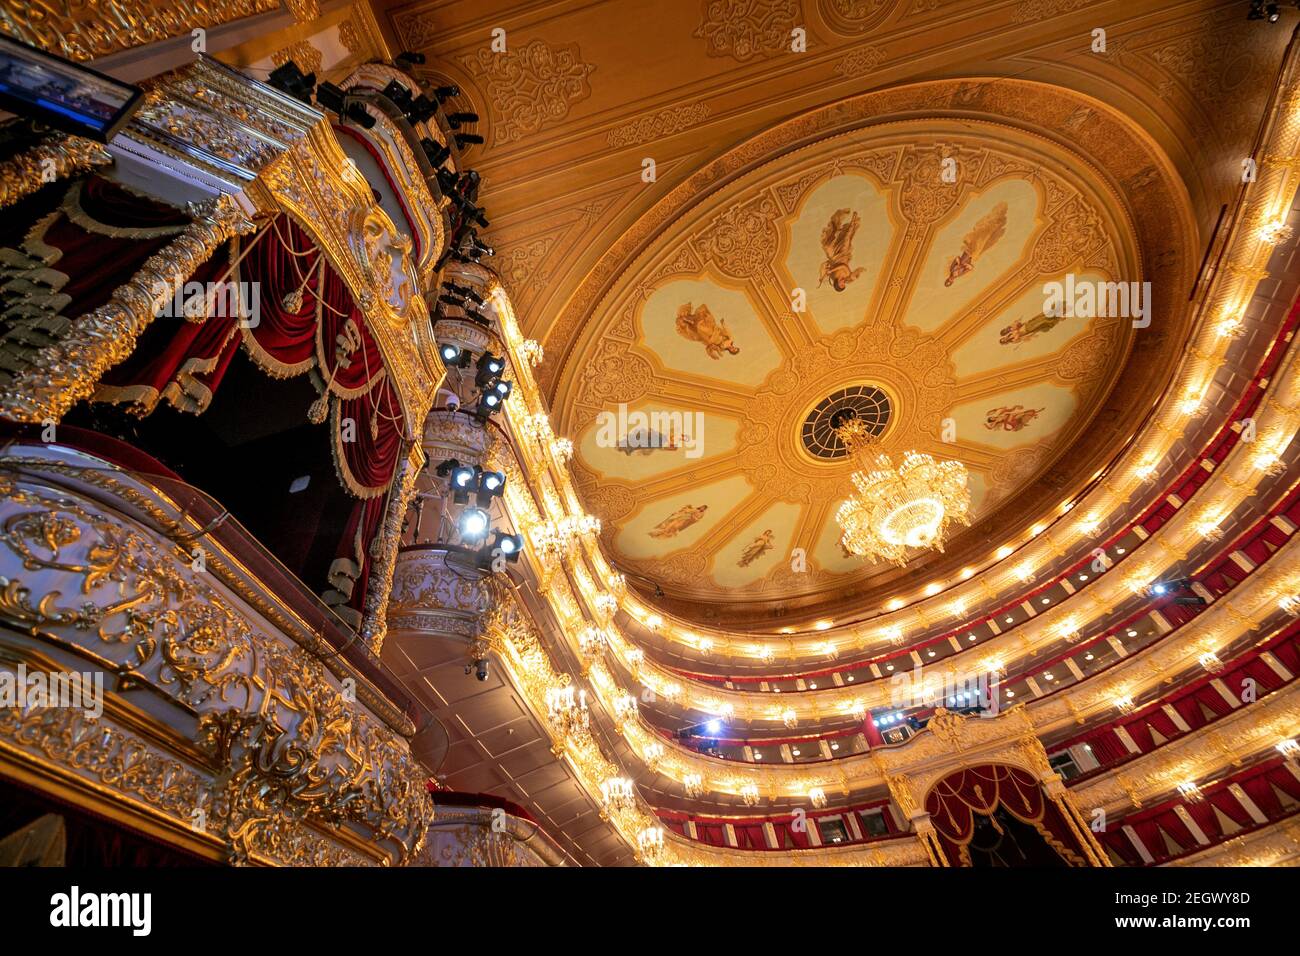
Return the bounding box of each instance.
[259,119,440,436]
[0,469,433,864]
[0,0,278,61]
[0,192,255,424]
[0,135,111,210]
[360,440,427,655]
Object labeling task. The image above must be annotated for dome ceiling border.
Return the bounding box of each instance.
[544,77,1198,624]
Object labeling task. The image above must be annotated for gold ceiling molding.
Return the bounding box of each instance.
[817,0,893,36]
[540,78,1193,398]
[339,2,392,61]
[0,0,278,61]
[607,103,713,149]
[458,38,596,146]
[552,115,1156,614]
[273,39,323,75]
[693,0,805,62]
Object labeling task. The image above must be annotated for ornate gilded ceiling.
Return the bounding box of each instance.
[551,119,1143,613]
[382,0,1288,621]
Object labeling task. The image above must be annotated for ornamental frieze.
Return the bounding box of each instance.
[0,464,434,865]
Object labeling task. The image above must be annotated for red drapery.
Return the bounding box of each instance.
[1102,758,1300,865]
[9,181,412,619]
[923,764,1089,866]
[95,214,404,499]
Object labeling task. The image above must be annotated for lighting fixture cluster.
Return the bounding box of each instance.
[546,685,590,738]
[433,458,521,565]
[473,352,512,422]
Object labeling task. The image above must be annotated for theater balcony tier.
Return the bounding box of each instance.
[0,438,435,866]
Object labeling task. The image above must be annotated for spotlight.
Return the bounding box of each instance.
[439,343,471,368]
[477,469,506,499]
[450,464,479,504]
[394,51,426,68]
[458,506,490,542]
[445,111,479,127]
[268,61,315,103]
[435,167,458,193]
[446,282,484,305]
[407,94,439,124]
[315,81,346,113]
[704,718,723,735]
[475,352,505,388]
[420,137,451,167]
[433,84,461,103]
[382,80,414,111]
[454,132,484,148]
[345,102,376,129]
[489,530,523,562]
[474,390,503,423]
[466,658,489,681]
[492,380,512,400]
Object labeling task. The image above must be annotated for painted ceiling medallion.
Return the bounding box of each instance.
[834,417,971,565]
[801,385,892,460]
[555,116,1152,618]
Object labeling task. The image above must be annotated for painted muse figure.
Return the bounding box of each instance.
[675,302,740,359]
[945,201,1008,286]
[818,208,865,291]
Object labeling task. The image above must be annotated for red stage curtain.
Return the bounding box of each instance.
[94,214,403,499]
[0,177,190,340]
[924,764,1090,866]
[1207,788,1254,829]
[87,213,411,616]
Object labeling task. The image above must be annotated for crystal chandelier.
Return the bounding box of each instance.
[546,685,590,737]
[600,776,636,812]
[636,826,665,863]
[834,416,971,565]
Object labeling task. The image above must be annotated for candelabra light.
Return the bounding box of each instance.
[636,826,665,863]
[546,685,589,737]
[600,776,636,813]
[577,626,605,662]
[1177,780,1204,803]
[834,417,971,565]
[683,773,705,798]
[612,694,639,723]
